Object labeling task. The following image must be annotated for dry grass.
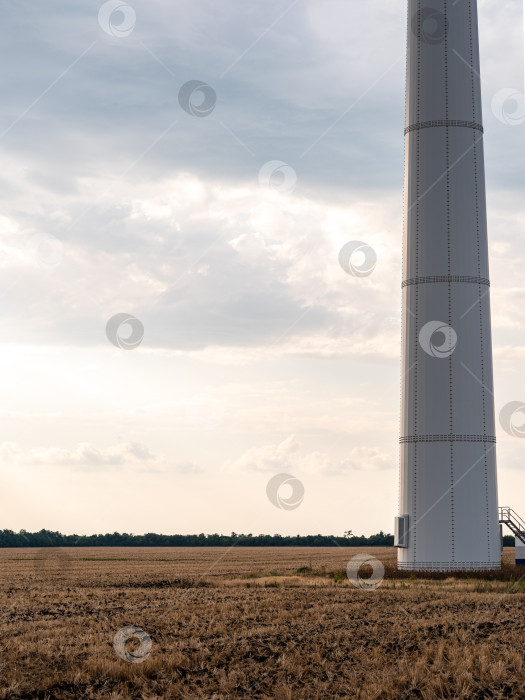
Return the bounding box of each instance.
[0,547,524,699]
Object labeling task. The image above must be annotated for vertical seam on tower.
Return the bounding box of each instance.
[399,0,410,546]
[444,0,455,562]
[413,0,421,563]
[469,0,491,559]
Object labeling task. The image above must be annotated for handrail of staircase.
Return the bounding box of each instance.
[499,506,525,532]
[507,508,525,530]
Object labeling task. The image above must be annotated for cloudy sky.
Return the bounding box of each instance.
[1,0,525,537]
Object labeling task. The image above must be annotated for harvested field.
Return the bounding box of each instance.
[1,547,524,699]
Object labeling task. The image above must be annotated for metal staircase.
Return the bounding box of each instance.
[499,507,525,545]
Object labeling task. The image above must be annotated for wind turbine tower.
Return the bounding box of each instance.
[396,0,500,570]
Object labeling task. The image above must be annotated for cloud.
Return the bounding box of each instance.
[337,446,396,474]
[226,435,395,475]
[0,0,408,194]
[227,434,302,472]
[0,441,201,473]
[0,1,521,362]
[0,172,401,356]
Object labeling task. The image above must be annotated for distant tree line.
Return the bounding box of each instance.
[0,529,515,548]
[0,528,396,548]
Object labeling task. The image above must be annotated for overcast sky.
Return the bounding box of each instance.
[1,0,525,537]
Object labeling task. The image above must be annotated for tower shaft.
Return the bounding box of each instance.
[398,0,500,570]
